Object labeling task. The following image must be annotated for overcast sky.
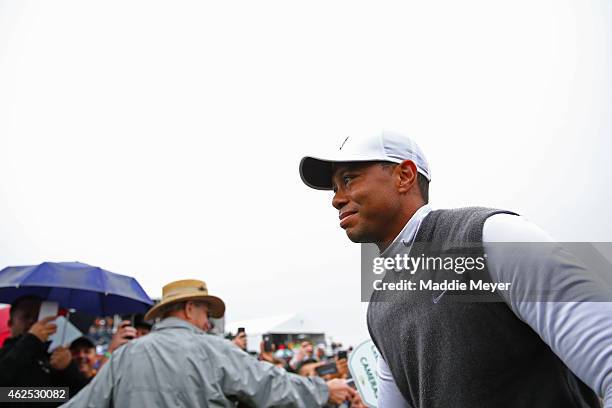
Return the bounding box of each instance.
[1,0,610,346]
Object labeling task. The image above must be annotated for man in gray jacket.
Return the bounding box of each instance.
[62,279,355,407]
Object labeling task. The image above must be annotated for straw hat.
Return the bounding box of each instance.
[144,279,225,321]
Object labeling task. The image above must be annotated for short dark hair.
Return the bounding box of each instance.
[9,295,42,319]
[133,314,153,330]
[380,163,429,203]
[294,358,319,375]
[417,172,429,203]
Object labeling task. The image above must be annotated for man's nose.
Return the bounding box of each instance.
[332,188,348,210]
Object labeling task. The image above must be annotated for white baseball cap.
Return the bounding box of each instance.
[299,130,431,190]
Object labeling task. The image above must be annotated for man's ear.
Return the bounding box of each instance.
[396,160,418,194]
[184,302,194,319]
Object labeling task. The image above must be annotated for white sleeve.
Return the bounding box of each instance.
[376,356,412,408]
[483,213,612,406]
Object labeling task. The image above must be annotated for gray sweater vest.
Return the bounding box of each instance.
[367,207,599,408]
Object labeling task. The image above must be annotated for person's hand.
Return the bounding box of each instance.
[50,347,71,371]
[28,316,57,343]
[258,340,275,363]
[350,391,367,408]
[336,357,349,379]
[326,378,355,405]
[108,321,136,353]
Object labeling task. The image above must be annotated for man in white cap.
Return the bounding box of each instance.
[300,131,612,407]
[62,279,357,407]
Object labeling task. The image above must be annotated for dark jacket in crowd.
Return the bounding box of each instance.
[0,333,89,407]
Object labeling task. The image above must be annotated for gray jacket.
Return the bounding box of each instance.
[61,317,328,407]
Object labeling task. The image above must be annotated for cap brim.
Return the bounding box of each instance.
[299,157,334,190]
[299,155,401,190]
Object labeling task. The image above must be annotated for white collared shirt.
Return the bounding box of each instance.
[379,204,432,259]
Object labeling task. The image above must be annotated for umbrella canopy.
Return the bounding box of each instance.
[0,262,153,316]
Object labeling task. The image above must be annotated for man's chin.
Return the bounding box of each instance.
[345,228,374,243]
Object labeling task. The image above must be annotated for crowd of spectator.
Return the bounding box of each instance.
[0,288,361,407]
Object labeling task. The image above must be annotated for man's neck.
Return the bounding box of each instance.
[377,202,430,254]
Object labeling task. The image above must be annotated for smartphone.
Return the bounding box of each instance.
[38,301,59,321]
[125,316,135,340]
[113,315,121,332]
[113,316,134,340]
[337,350,347,360]
[263,334,273,352]
[315,362,338,376]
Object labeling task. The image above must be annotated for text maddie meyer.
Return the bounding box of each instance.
[373,279,511,292]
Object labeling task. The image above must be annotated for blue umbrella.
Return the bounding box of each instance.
[0,262,153,316]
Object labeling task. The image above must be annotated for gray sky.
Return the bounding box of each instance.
[1,0,610,346]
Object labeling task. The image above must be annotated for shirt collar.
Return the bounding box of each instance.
[380,203,432,257]
[153,317,205,333]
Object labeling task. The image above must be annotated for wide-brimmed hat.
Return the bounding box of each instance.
[144,279,225,321]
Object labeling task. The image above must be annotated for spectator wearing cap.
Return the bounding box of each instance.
[70,337,98,381]
[62,279,357,407]
[0,295,89,407]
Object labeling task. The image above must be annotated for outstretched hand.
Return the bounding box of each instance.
[50,346,71,371]
[326,378,356,405]
[108,321,136,353]
[28,316,57,343]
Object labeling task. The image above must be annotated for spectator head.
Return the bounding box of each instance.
[8,295,42,337]
[133,314,152,338]
[70,337,97,379]
[295,358,320,377]
[301,340,314,356]
[232,330,247,351]
[144,279,225,332]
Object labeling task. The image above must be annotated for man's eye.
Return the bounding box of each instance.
[343,175,352,185]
